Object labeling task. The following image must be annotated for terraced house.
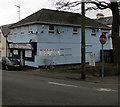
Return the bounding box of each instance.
[8,9,111,68]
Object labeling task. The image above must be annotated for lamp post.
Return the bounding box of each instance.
[15,5,20,21]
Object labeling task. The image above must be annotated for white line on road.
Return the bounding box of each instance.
[48,82,118,92]
[95,88,117,92]
[48,81,79,88]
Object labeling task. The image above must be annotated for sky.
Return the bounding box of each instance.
[0,0,112,26]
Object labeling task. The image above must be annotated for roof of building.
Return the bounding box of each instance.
[0,24,12,37]
[11,9,110,29]
[94,16,113,26]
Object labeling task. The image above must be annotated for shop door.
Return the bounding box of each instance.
[20,50,25,66]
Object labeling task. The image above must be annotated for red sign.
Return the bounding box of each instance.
[99,34,107,44]
[9,43,33,49]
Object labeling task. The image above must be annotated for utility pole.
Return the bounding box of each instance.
[81,2,86,80]
[15,5,20,21]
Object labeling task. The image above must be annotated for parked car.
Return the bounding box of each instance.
[0,57,21,70]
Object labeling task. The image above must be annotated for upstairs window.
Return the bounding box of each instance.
[28,25,33,34]
[21,27,24,34]
[73,27,78,35]
[9,30,13,35]
[13,28,17,35]
[48,25,55,34]
[91,28,97,36]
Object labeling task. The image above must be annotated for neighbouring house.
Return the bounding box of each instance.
[94,13,113,53]
[95,13,113,28]
[8,9,111,68]
[0,24,11,57]
[95,13,120,63]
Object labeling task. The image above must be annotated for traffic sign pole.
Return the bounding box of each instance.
[99,34,107,78]
[101,44,104,77]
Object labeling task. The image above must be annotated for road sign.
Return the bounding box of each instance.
[89,53,95,66]
[99,34,107,44]
[99,34,106,77]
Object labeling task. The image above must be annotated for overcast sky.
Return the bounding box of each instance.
[0,0,112,26]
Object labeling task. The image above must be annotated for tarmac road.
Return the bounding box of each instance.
[2,70,119,105]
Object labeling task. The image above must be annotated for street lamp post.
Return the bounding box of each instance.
[15,5,20,21]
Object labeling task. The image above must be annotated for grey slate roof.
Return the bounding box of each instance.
[94,16,113,26]
[11,9,110,29]
[95,16,120,26]
[0,24,12,37]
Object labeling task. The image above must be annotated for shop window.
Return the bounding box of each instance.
[73,27,78,35]
[25,50,32,58]
[13,50,18,55]
[48,25,55,34]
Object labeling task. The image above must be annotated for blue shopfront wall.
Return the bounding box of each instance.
[8,24,111,68]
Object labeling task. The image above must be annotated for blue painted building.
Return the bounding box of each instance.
[8,9,111,67]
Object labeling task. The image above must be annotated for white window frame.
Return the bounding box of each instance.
[91,28,97,36]
[28,25,33,34]
[73,27,78,35]
[48,25,55,34]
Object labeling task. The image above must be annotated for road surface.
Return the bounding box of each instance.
[2,70,119,105]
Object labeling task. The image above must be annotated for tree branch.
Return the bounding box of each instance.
[89,2,109,10]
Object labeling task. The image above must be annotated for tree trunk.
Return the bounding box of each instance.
[110,2,120,65]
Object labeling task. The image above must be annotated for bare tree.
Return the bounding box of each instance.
[55,0,120,65]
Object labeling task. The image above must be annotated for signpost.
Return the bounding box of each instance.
[89,53,95,67]
[99,34,107,77]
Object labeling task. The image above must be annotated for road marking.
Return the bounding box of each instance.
[48,82,118,92]
[96,88,117,92]
[48,81,79,88]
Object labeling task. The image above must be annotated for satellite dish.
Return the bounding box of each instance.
[57,28,61,34]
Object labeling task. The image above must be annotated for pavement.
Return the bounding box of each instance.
[19,67,119,84]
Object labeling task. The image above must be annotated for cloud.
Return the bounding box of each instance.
[0,0,55,26]
[0,0,112,26]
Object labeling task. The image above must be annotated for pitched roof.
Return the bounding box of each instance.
[11,9,110,29]
[94,16,113,26]
[0,24,12,37]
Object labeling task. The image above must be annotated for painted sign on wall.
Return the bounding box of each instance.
[40,48,60,56]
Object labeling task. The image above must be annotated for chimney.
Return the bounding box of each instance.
[96,13,104,19]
